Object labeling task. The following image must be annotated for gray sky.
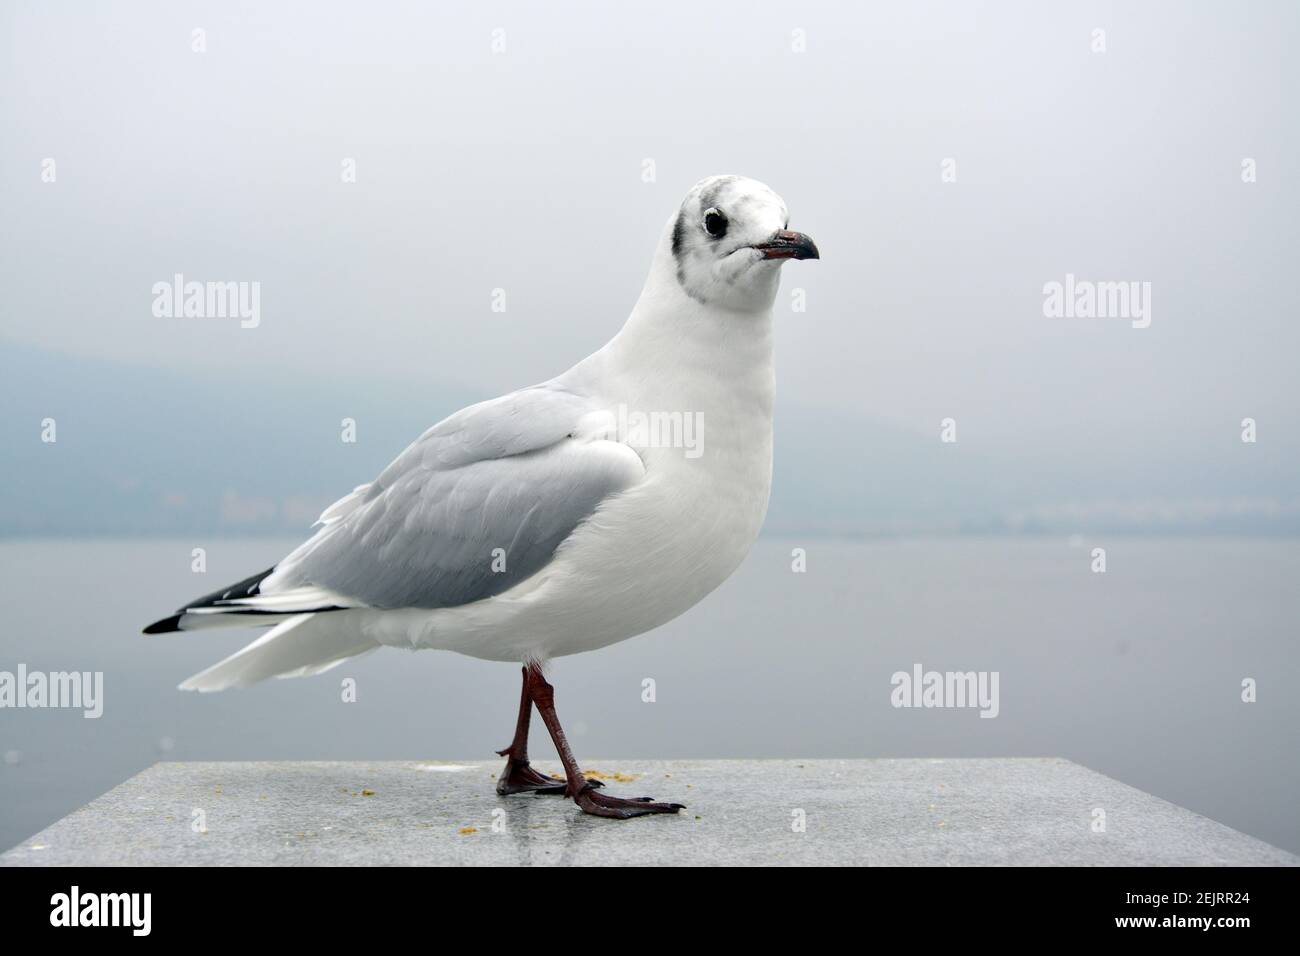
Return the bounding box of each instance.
[2,0,1297,532]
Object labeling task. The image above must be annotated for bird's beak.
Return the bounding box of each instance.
[754,230,820,261]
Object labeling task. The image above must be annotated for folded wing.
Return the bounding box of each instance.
[261,383,642,610]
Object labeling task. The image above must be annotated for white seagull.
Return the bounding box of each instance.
[144,175,819,818]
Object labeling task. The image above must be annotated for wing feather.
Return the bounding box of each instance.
[262,384,641,609]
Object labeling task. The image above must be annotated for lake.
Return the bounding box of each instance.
[1,536,1297,855]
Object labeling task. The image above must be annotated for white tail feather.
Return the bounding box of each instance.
[178,612,379,692]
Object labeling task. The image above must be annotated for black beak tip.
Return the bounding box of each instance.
[759,230,820,261]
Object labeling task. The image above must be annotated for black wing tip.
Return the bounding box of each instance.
[144,565,279,635]
[183,566,276,611]
[142,614,183,635]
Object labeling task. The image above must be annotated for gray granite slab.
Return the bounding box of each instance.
[3,758,1295,866]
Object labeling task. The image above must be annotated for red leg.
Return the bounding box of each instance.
[495,666,594,795]
[524,663,683,819]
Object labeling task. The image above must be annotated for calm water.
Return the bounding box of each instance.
[1,536,1297,856]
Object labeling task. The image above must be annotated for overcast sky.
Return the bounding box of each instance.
[2,0,1297,524]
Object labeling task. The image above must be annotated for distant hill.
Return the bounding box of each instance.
[2,341,1297,537]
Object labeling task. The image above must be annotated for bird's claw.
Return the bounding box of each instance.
[574,783,684,819]
[496,757,567,796]
[495,757,603,795]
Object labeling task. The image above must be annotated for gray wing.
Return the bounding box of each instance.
[264,384,642,609]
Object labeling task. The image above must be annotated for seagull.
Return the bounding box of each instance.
[144,175,819,818]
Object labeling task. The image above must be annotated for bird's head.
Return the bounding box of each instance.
[667,175,819,312]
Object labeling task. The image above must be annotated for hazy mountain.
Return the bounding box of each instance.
[2,341,1296,538]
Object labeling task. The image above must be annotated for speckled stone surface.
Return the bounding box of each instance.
[2,758,1294,866]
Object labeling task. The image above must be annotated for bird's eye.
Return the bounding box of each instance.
[703,208,728,238]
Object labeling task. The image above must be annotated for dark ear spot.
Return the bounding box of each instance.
[671,210,689,259]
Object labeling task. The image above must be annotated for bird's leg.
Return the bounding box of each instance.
[525,663,684,819]
[495,665,572,796]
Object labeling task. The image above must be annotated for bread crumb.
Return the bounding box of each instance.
[583,769,638,783]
